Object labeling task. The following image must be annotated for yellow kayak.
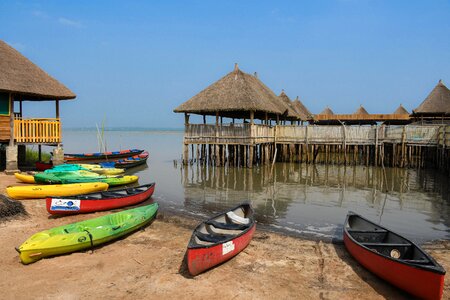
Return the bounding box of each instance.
[14,172,36,184]
[6,182,109,199]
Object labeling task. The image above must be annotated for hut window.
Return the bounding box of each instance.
[0,93,10,115]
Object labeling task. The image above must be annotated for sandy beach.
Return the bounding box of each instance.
[0,173,448,300]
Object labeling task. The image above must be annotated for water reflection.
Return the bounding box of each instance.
[60,130,449,243]
[179,163,450,242]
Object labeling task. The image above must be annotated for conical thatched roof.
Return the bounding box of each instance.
[414,80,450,114]
[174,64,284,117]
[354,105,369,115]
[278,90,299,120]
[0,40,76,100]
[393,104,409,115]
[292,96,312,120]
[320,106,334,115]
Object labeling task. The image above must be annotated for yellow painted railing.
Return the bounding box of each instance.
[14,118,61,144]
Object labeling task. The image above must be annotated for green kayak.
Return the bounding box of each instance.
[34,170,138,186]
[17,203,158,264]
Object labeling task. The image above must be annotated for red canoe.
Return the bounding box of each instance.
[187,203,256,276]
[36,161,53,171]
[46,183,155,215]
[344,212,445,300]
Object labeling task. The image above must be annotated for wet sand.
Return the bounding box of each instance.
[0,174,448,299]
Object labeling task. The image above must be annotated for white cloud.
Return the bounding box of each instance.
[58,17,84,28]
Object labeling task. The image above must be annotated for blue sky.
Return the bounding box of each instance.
[1,0,449,128]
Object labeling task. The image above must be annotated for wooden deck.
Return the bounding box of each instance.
[184,124,449,146]
[181,123,450,170]
[314,113,411,122]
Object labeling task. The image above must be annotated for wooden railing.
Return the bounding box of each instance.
[14,118,61,144]
[184,123,450,147]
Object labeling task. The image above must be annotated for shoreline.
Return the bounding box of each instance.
[0,174,448,299]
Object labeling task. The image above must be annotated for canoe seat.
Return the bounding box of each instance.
[101,192,124,198]
[226,212,250,225]
[205,220,250,231]
[347,229,388,233]
[349,230,388,243]
[361,243,412,247]
[401,259,430,265]
[362,242,412,259]
[195,231,233,243]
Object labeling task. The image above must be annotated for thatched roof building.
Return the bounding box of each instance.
[413,80,450,117]
[174,64,285,120]
[0,40,75,100]
[292,96,312,121]
[354,105,369,115]
[320,106,335,115]
[278,90,300,121]
[393,104,409,115]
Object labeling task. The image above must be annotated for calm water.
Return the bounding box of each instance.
[57,129,450,243]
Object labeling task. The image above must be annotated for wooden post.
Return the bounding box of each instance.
[203,115,206,124]
[55,100,60,119]
[374,125,379,166]
[248,111,254,168]
[9,93,14,146]
[341,123,347,164]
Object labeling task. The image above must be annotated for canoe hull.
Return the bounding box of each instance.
[6,182,109,199]
[64,149,144,161]
[18,203,158,264]
[344,221,445,299]
[46,183,155,215]
[187,223,256,276]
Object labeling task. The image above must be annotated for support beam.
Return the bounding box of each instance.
[55,100,60,119]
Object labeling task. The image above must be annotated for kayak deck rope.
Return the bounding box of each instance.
[84,229,94,253]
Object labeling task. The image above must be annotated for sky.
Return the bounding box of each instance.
[1,0,449,128]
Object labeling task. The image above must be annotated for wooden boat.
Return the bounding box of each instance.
[46,183,155,215]
[343,212,446,300]
[64,149,144,161]
[187,203,256,276]
[17,203,158,264]
[6,182,109,199]
[100,151,149,169]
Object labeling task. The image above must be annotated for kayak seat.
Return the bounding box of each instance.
[205,220,250,231]
[195,231,233,243]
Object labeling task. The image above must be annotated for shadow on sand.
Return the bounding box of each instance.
[332,242,412,299]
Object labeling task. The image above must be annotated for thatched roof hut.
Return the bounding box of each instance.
[320,106,335,115]
[354,105,369,115]
[393,104,409,115]
[413,80,450,116]
[292,96,312,121]
[0,40,75,100]
[278,90,300,121]
[174,64,284,120]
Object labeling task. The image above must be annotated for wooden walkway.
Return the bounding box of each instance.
[182,124,450,171]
